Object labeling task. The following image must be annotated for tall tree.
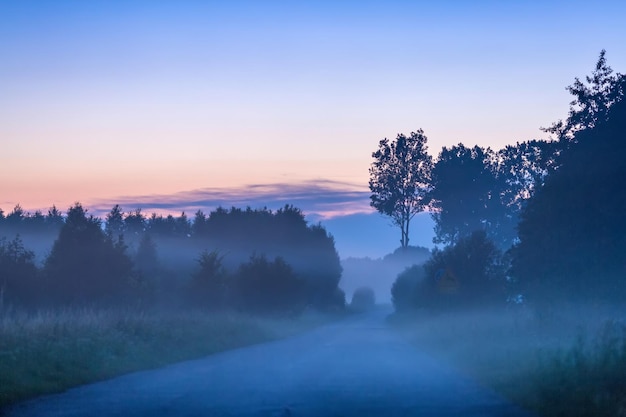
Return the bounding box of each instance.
[429,144,500,246]
[543,50,624,141]
[45,206,65,233]
[513,93,626,302]
[44,203,134,304]
[105,204,125,239]
[369,130,433,248]
[493,140,560,248]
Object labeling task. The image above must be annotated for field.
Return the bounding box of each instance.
[391,303,626,417]
[0,307,333,409]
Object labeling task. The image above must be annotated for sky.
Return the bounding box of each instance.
[1,0,626,257]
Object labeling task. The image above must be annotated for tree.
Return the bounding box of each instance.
[0,236,39,307]
[369,130,433,248]
[421,231,505,309]
[391,265,424,312]
[134,233,158,277]
[429,144,500,246]
[44,203,135,305]
[232,255,305,315]
[493,140,560,248]
[188,250,227,309]
[543,49,624,141]
[45,205,65,233]
[124,209,146,237]
[105,205,125,239]
[512,94,626,303]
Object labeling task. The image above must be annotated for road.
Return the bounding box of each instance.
[5,308,534,417]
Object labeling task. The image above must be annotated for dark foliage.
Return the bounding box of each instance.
[420,231,505,309]
[369,130,433,248]
[232,255,305,315]
[542,50,624,141]
[429,145,500,246]
[383,245,431,265]
[350,286,376,312]
[512,93,626,303]
[188,250,228,309]
[195,205,344,310]
[390,264,425,312]
[44,203,137,305]
[0,236,40,307]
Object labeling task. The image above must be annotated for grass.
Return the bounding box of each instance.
[0,307,334,410]
[391,304,626,417]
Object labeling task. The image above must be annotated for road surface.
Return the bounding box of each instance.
[5,308,534,416]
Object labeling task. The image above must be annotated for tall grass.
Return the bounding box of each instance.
[392,306,626,417]
[528,320,626,417]
[0,307,331,409]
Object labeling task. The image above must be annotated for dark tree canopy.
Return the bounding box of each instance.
[543,50,624,141]
[232,255,306,315]
[188,250,227,309]
[429,144,500,246]
[512,92,626,302]
[0,236,39,307]
[44,203,136,305]
[369,130,433,248]
[105,204,125,239]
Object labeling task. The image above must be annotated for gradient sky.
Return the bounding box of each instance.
[2,0,626,256]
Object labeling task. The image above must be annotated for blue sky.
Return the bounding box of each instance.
[1,0,625,257]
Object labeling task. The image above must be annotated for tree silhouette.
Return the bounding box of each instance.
[105,204,125,239]
[513,92,626,302]
[0,236,39,307]
[429,144,499,246]
[232,254,305,315]
[189,250,227,309]
[369,130,433,248]
[543,50,624,140]
[420,230,505,309]
[45,205,65,233]
[44,203,135,305]
[124,209,146,237]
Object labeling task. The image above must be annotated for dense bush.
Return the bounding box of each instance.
[350,286,375,312]
[512,96,626,303]
[392,231,505,312]
[44,204,137,305]
[422,231,505,309]
[188,250,228,309]
[0,203,344,313]
[0,236,40,307]
[232,255,306,315]
[391,265,425,312]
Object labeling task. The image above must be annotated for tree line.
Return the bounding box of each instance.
[0,204,345,314]
[374,50,626,310]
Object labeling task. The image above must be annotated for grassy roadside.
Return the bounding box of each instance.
[0,307,335,410]
[390,306,626,417]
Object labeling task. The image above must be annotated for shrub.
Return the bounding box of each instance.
[418,231,505,310]
[232,255,305,315]
[529,321,626,417]
[350,287,375,312]
[44,203,136,305]
[0,236,40,308]
[188,250,228,309]
[391,265,425,312]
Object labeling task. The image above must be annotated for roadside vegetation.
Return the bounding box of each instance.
[392,306,626,417]
[0,307,335,409]
[0,203,346,410]
[382,52,626,417]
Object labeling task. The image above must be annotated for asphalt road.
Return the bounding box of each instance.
[5,308,534,417]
